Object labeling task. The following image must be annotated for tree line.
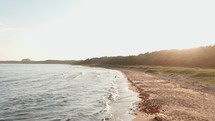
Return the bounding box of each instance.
[77,45,215,68]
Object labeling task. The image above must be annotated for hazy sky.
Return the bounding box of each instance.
[0,0,214,60]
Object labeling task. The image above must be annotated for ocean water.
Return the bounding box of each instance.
[0,64,139,121]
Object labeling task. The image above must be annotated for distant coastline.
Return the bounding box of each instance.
[1,44,215,68]
[0,60,76,64]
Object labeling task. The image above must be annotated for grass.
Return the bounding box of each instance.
[136,66,215,85]
[88,64,215,85]
[127,65,215,85]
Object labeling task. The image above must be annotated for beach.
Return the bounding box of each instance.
[119,68,215,121]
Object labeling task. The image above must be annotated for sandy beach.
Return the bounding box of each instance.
[119,68,215,121]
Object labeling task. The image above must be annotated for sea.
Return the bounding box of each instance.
[0,64,139,121]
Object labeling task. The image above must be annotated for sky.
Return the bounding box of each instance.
[0,0,215,60]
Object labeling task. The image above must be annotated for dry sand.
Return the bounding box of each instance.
[119,69,215,121]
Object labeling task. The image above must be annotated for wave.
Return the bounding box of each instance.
[98,80,120,121]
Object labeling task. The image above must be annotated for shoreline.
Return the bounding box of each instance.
[117,68,215,121]
[120,69,163,121]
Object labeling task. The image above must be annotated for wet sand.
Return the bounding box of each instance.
[119,69,215,121]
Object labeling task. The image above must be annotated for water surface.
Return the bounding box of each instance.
[0,64,138,121]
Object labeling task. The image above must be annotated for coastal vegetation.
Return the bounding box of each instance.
[77,45,215,68]
[76,45,215,85]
